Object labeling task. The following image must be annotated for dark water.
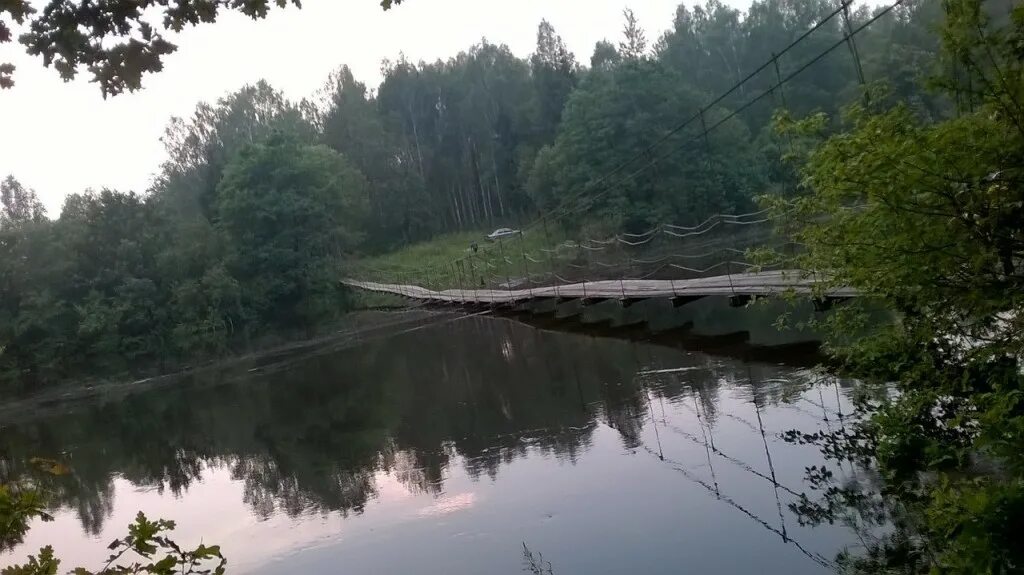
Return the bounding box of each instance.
[1,312,869,574]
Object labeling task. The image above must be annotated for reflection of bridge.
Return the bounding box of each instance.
[343,269,856,309]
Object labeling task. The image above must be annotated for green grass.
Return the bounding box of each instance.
[353,228,570,290]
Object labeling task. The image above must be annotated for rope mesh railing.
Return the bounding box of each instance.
[351,205,817,305]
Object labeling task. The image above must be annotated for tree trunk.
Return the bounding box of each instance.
[490,146,505,217]
[469,136,491,223]
[407,102,425,177]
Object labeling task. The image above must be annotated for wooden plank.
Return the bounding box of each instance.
[342,270,856,305]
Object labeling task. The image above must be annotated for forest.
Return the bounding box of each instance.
[3,0,1024,573]
[0,0,946,392]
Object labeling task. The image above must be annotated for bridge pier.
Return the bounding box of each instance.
[729,294,755,308]
[812,296,847,312]
[671,295,706,308]
[552,296,601,320]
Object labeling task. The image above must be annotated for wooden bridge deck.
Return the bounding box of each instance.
[343,270,855,305]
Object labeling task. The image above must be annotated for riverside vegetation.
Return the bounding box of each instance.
[3,0,1023,573]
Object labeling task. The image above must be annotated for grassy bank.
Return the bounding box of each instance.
[354,228,572,290]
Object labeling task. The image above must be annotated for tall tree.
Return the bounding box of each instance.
[620,9,649,60]
[319,65,430,248]
[530,20,579,144]
[377,42,537,233]
[590,40,621,70]
[0,176,45,228]
[528,58,761,232]
[155,80,314,220]
[216,134,369,329]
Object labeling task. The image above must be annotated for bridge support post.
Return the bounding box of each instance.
[813,296,837,312]
[497,236,513,301]
[468,256,478,305]
[460,262,468,305]
[729,294,753,308]
[671,295,705,308]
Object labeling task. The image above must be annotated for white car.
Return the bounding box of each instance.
[485,228,520,242]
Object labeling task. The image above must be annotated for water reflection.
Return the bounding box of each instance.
[1,314,869,574]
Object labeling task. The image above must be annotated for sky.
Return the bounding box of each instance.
[0,0,880,215]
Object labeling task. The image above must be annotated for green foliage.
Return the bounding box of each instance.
[1,546,59,575]
[1,513,225,575]
[531,20,579,144]
[4,459,223,573]
[770,1,1024,571]
[357,227,570,290]
[372,39,540,238]
[0,85,366,390]
[217,134,369,328]
[168,265,242,355]
[528,56,762,231]
[2,0,301,96]
[0,484,51,552]
[0,177,45,228]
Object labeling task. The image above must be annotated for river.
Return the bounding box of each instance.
[0,309,871,574]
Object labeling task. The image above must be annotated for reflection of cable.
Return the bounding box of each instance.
[662,421,804,499]
[640,444,835,570]
[638,373,832,568]
[720,410,783,436]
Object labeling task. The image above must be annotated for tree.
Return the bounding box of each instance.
[590,40,620,70]
[0,176,45,229]
[528,59,761,232]
[2,510,225,575]
[530,20,579,144]
[1,0,302,96]
[156,80,315,220]
[619,9,648,61]
[216,133,369,329]
[55,190,166,370]
[768,1,1024,571]
[319,65,429,248]
[376,43,538,233]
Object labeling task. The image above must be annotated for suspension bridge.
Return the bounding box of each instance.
[343,269,855,309]
[344,208,859,311]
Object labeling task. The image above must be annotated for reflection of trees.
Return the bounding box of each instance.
[0,315,821,535]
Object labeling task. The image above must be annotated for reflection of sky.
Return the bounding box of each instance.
[4,377,862,575]
[8,462,484,573]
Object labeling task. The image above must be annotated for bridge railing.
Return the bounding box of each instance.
[354,209,809,300]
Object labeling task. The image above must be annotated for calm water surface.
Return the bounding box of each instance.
[1,313,868,574]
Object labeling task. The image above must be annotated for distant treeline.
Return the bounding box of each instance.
[0,0,944,390]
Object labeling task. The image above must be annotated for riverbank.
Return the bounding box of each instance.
[0,308,458,422]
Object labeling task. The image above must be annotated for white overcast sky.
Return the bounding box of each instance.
[0,0,885,215]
